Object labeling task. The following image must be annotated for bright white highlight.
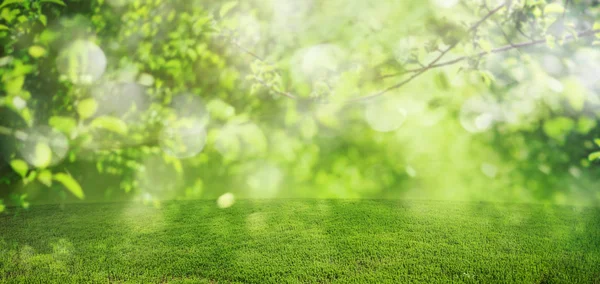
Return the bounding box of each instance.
[12,97,26,110]
[291,44,346,87]
[217,193,235,209]
[236,15,262,47]
[302,44,344,81]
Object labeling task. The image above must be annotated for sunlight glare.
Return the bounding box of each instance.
[217,193,235,209]
[57,40,107,84]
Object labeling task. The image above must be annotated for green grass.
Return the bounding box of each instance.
[1,200,599,283]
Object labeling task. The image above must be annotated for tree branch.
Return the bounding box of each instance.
[346,3,506,103]
[355,29,600,104]
[233,3,506,103]
[421,29,600,71]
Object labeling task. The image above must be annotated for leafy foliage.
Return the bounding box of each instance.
[0,0,600,208]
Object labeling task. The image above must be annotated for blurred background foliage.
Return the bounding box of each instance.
[1,0,600,210]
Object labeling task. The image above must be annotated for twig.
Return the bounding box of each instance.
[233,3,505,103]
[346,3,506,103]
[420,29,600,71]
[229,4,598,104]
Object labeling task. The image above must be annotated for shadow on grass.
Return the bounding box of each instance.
[1,200,600,283]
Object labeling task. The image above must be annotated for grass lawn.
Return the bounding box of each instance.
[1,199,599,283]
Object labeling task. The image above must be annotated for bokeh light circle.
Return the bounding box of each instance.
[19,126,69,168]
[56,40,107,84]
[459,97,501,133]
[365,100,408,132]
[290,44,347,88]
[159,119,207,159]
[170,93,210,126]
[91,82,148,121]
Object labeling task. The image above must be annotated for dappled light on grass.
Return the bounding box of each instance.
[1,200,599,282]
[2,0,600,281]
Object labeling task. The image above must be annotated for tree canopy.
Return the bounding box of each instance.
[1,0,600,210]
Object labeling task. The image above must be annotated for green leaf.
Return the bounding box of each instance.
[480,71,495,87]
[545,35,556,49]
[77,98,98,119]
[38,170,53,187]
[300,118,317,139]
[0,200,5,213]
[0,24,9,30]
[91,116,128,135]
[0,0,24,10]
[562,78,587,111]
[544,3,564,14]
[138,73,154,86]
[207,99,235,120]
[219,1,238,18]
[576,117,596,134]
[479,39,493,53]
[589,151,600,161]
[39,15,47,26]
[28,46,47,58]
[10,159,28,178]
[5,76,25,95]
[543,117,574,143]
[594,139,600,147]
[54,173,85,199]
[24,170,37,185]
[40,0,66,6]
[33,143,52,168]
[20,108,33,127]
[49,116,77,135]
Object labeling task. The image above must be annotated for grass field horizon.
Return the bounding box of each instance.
[1,199,599,283]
